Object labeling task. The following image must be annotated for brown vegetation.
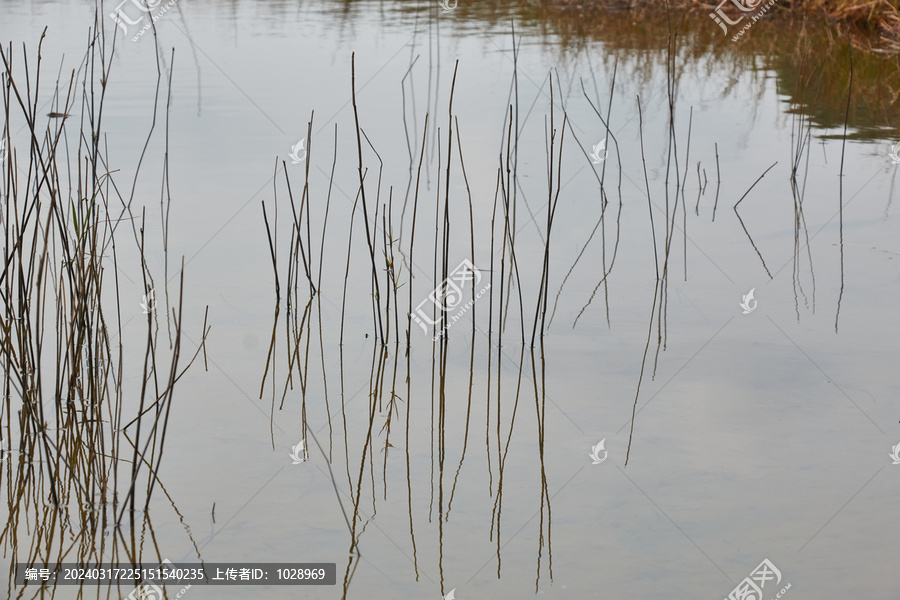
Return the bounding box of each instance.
[532,0,900,50]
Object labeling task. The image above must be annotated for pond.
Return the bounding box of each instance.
[1,1,899,599]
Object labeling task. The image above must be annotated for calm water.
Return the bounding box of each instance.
[2,1,899,598]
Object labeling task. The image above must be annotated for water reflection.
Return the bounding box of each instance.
[2,0,898,598]
[244,0,900,141]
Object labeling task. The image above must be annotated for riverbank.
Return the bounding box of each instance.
[538,0,900,51]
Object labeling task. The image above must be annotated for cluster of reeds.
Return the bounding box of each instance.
[258,23,696,594]
[0,14,208,596]
[257,38,573,593]
[257,4,868,597]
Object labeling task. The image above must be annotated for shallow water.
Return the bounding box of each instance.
[1,1,899,599]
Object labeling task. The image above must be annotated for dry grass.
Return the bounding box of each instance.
[522,0,900,49]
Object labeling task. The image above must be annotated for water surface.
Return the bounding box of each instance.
[1,1,899,599]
